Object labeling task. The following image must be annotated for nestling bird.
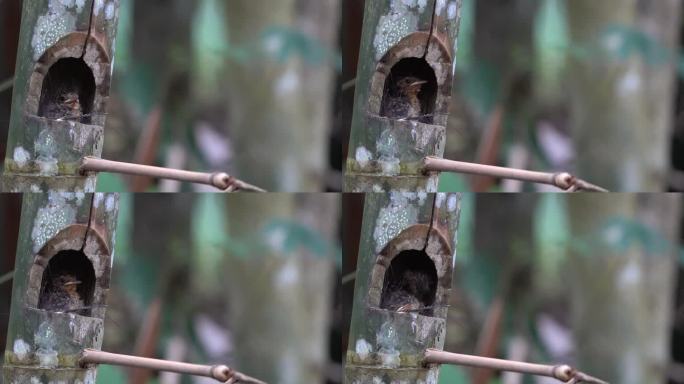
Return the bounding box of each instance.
[44,91,82,121]
[380,269,435,315]
[39,274,84,314]
[380,76,427,121]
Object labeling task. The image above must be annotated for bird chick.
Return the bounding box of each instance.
[44,91,82,121]
[380,269,434,314]
[39,274,84,314]
[381,76,427,121]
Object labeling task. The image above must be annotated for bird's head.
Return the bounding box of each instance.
[59,92,80,111]
[396,77,427,96]
[56,274,81,294]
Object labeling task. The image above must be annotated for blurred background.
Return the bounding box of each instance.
[0,193,342,384]
[0,0,343,192]
[343,193,684,384]
[341,0,684,192]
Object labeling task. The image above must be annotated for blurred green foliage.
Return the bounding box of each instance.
[572,216,684,261]
[438,364,470,384]
[534,0,569,102]
[533,194,569,290]
[96,173,128,194]
[113,0,133,73]
[261,219,342,266]
[192,0,228,94]
[215,26,341,70]
[191,194,228,290]
[96,365,128,384]
[454,0,474,72]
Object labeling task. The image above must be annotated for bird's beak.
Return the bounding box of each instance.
[411,80,428,87]
[63,281,81,287]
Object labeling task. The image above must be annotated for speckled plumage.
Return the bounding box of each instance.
[381,76,426,120]
[39,274,84,313]
[381,269,434,314]
[44,91,82,120]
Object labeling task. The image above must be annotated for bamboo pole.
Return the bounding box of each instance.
[80,349,267,384]
[566,1,681,191]
[1,0,121,192]
[566,195,681,383]
[422,157,608,192]
[345,193,462,383]
[223,195,336,383]
[2,193,119,382]
[344,0,464,192]
[224,0,339,192]
[423,349,608,384]
[79,157,266,192]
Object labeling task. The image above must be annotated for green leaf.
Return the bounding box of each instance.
[261,218,341,267]
[533,194,569,291]
[599,24,672,65]
[534,0,569,100]
[192,0,229,95]
[259,26,341,70]
[191,194,228,288]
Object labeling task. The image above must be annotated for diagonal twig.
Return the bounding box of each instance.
[422,157,608,192]
[80,349,267,384]
[79,157,266,192]
[0,77,13,93]
[423,349,608,384]
[0,270,13,286]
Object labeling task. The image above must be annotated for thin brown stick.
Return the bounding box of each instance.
[80,349,267,384]
[422,157,608,192]
[79,157,266,192]
[129,106,163,192]
[423,349,608,384]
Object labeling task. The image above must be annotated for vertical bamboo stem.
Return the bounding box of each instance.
[2,193,119,382]
[1,0,121,192]
[345,193,462,383]
[344,0,463,192]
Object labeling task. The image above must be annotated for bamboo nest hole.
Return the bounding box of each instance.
[37,57,96,124]
[38,249,96,317]
[380,57,438,124]
[379,249,438,316]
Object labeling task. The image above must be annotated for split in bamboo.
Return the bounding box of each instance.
[423,349,608,384]
[79,157,266,192]
[80,349,267,384]
[422,157,608,192]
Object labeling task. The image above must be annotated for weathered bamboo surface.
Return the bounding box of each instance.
[2,193,119,383]
[2,0,120,192]
[345,193,462,383]
[344,0,463,192]
[566,0,681,191]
